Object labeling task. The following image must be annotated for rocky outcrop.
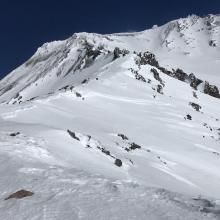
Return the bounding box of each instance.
[157,85,163,94]
[135,50,220,99]
[189,102,201,112]
[186,114,192,120]
[114,159,122,167]
[118,134,129,140]
[203,82,220,98]
[67,129,80,141]
[85,44,101,60]
[67,130,124,167]
[151,68,165,86]
[128,142,141,151]
[83,43,102,68]
[5,190,34,200]
[136,52,159,67]
[209,40,217,47]
[129,68,146,83]
[75,92,82,97]
[188,73,203,90]
[9,132,20,137]
[157,66,173,77]
[172,68,188,82]
[113,47,130,60]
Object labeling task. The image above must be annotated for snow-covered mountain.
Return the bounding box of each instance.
[0,14,220,220]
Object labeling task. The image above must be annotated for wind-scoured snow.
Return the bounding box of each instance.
[0,14,220,220]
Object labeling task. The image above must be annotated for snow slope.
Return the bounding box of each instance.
[0,14,220,220]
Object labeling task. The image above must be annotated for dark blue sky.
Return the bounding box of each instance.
[0,0,220,79]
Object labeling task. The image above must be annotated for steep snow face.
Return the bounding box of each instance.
[0,36,114,102]
[0,14,220,220]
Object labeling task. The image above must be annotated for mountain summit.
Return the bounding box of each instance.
[0,14,220,103]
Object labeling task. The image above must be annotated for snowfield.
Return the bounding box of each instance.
[0,14,220,219]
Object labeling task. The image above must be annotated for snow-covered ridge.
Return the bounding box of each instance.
[0,14,220,104]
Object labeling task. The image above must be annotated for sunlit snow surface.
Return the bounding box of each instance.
[0,14,220,219]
